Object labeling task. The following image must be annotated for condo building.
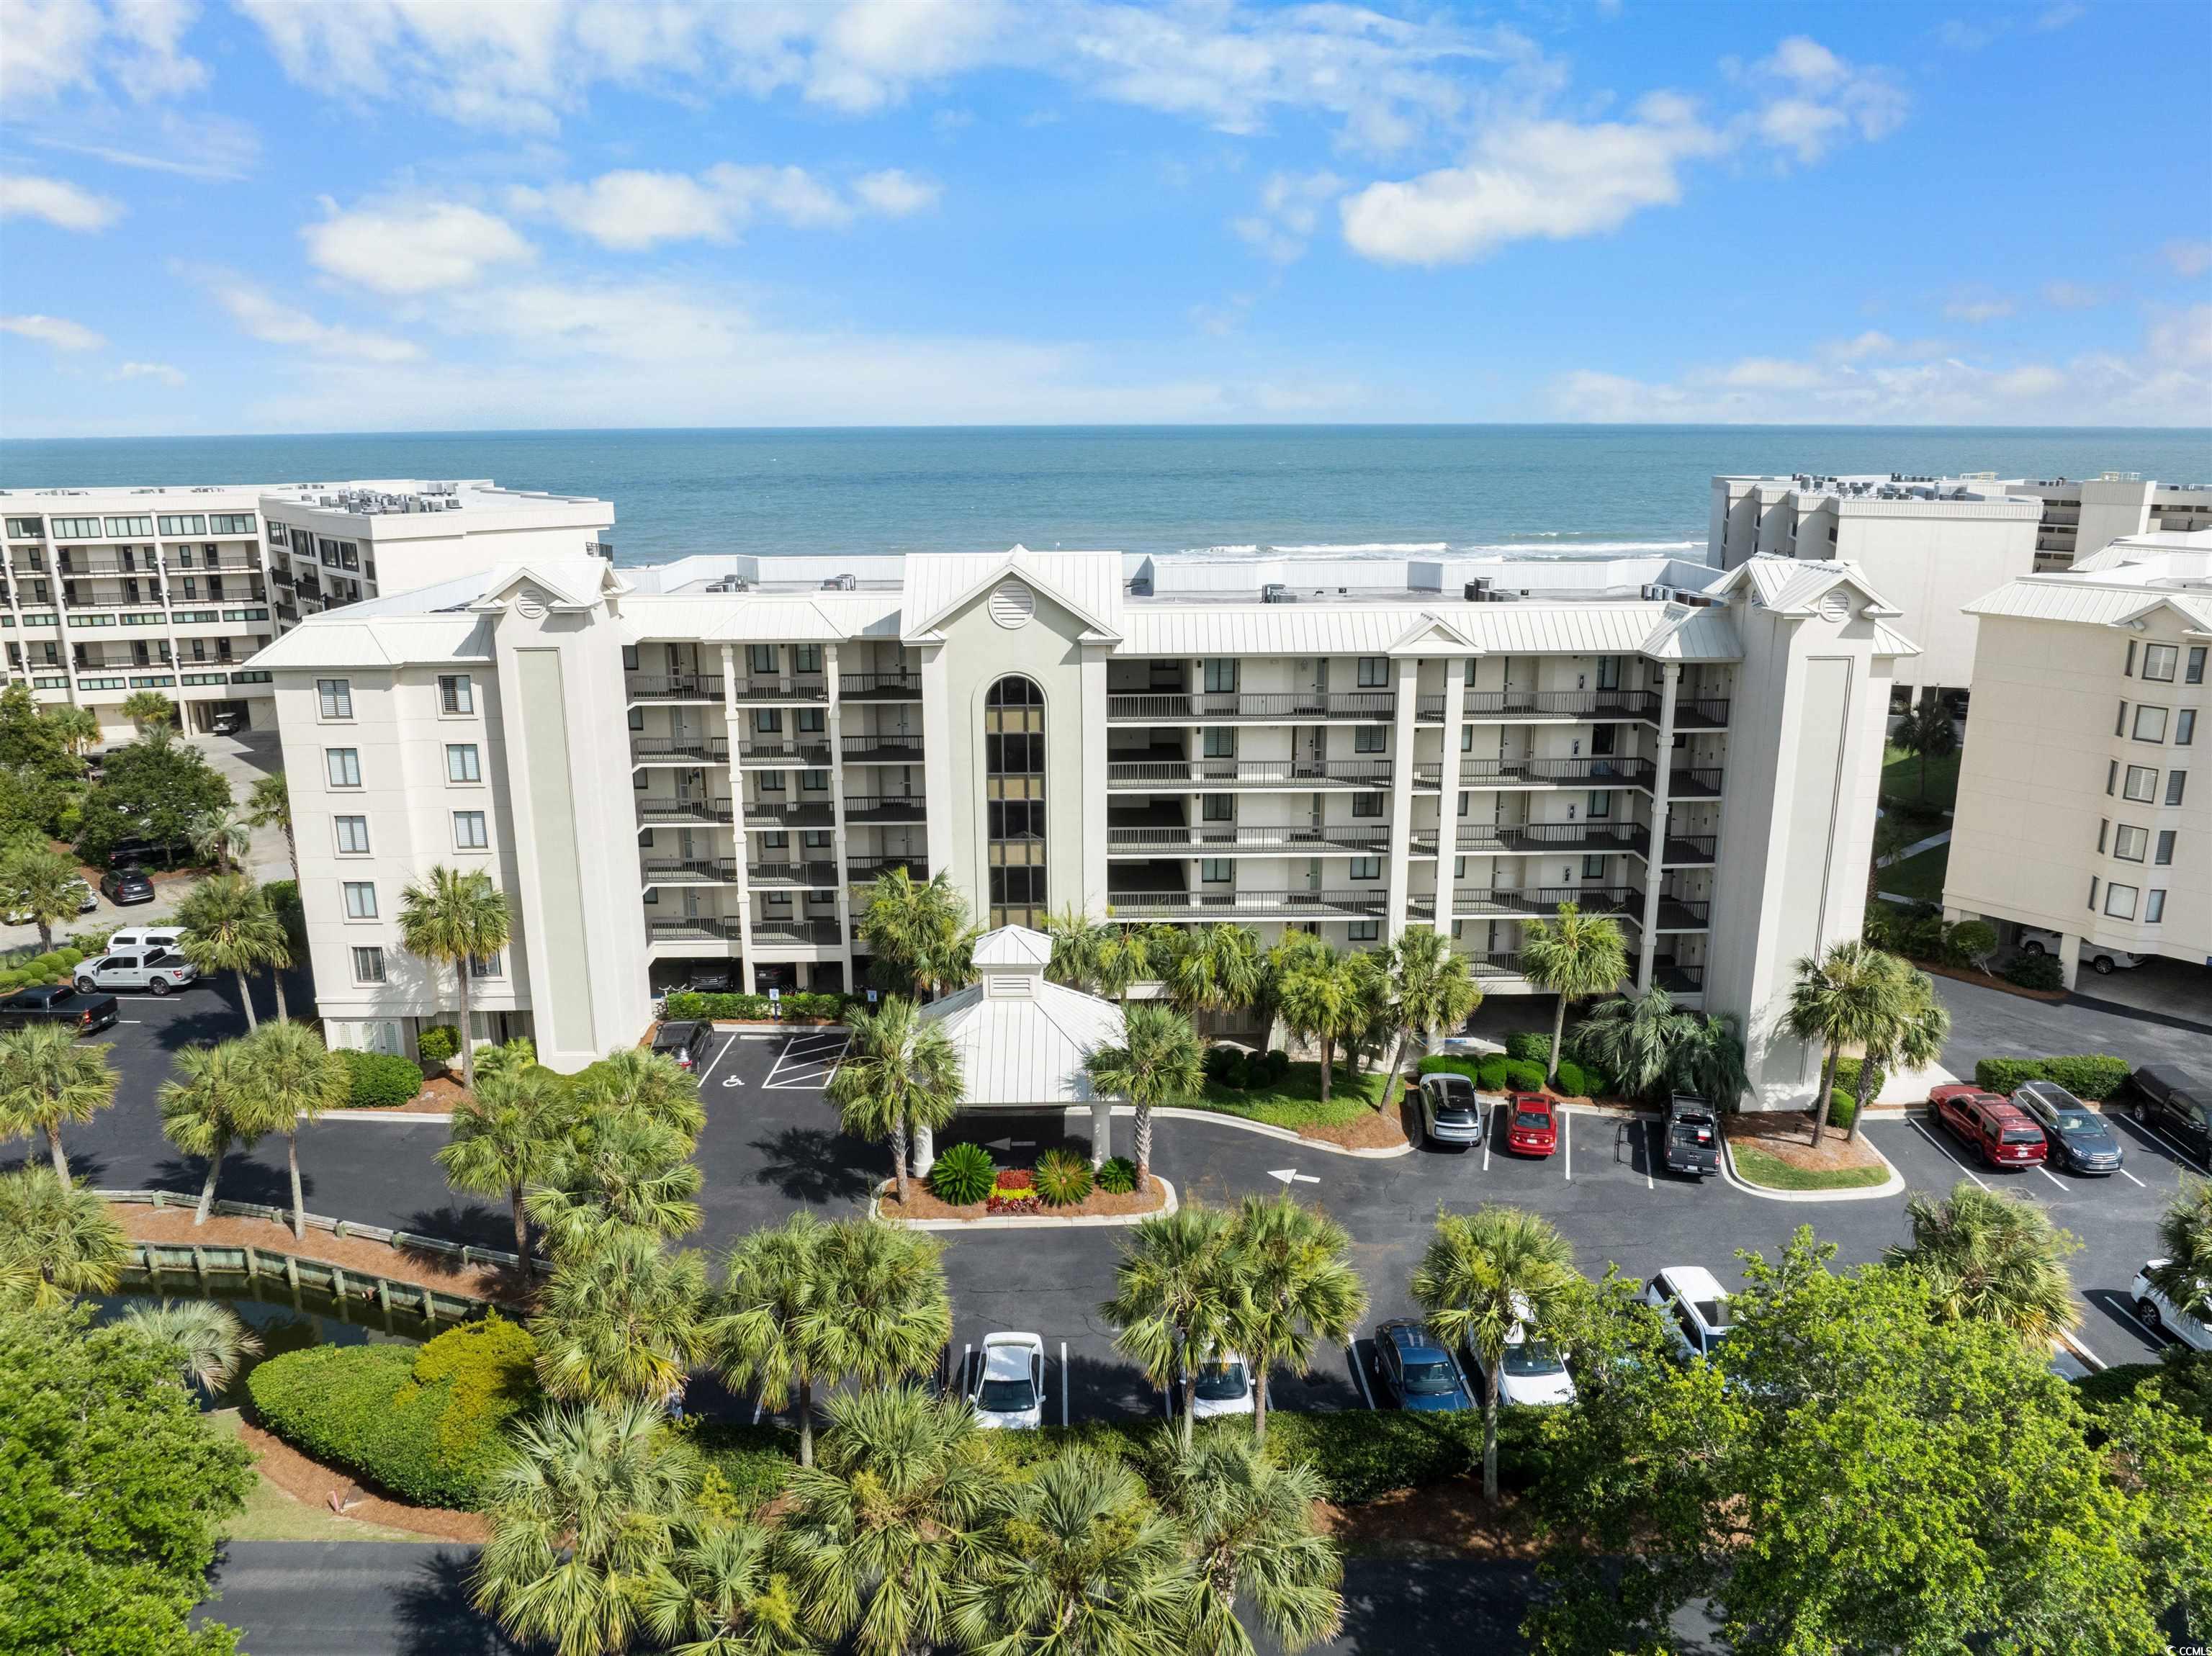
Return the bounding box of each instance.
[0,480,613,738]
[251,543,1913,1110]
[1945,531,2211,987]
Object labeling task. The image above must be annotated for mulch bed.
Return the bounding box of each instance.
[1905,958,2068,1002]
[1725,1112,1888,1173]
[235,1418,490,1542]
[1318,1477,1544,1560]
[1293,1106,1411,1152]
[878,1174,1171,1223]
[116,1204,533,1304]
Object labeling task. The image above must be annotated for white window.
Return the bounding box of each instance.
[2141,644,2177,682]
[2123,765,2159,803]
[1203,659,1238,695]
[2188,646,2206,685]
[351,945,385,983]
[439,673,475,715]
[2102,882,2138,919]
[318,678,352,719]
[2134,705,2169,742]
[793,645,822,675]
[342,881,377,919]
[2113,824,2147,863]
[446,744,481,783]
[334,816,370,855]
[325,745,364,787]
[1349,856,1382,880]
[1354,725,1387,752]
[469,951,503,978]
[453,811,490,850]
[2146,889,2167,924]
[1202,727,1236,759]
[747,644,778,674]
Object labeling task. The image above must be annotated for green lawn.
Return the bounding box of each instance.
[1881,742,1961,815]
[1198,1061,1392,1130]
[1729,1143,1892,1192]
[1880,841,1951,904]
[205,1410,420,1542]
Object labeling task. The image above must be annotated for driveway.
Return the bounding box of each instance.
[1930,972,2212,1076]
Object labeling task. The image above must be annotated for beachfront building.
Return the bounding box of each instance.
[251,544,1912,1109]
[0,480,612,738]
[1944,531,2211,987]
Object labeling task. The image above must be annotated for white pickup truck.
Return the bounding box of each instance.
[74,948,198,996]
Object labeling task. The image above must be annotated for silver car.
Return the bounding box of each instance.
[1418,1072,1486,1148]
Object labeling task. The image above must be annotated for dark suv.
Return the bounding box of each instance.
[0,983,120,1035]
[99,865,156,905]
[2131,1066,2211,1164]
[2010,1080,2123,1175]
[652,1020,713,1071]
[1372,1319,1473,1413]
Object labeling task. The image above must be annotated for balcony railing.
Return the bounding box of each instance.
[1653,956,1705,992]
[1425,757,1657,790]
[1106,824,1393,853]
[639,798,735,824]
[1107,758,1393,790]
[848,859,930,886]
[1660,834,1717,864]
[642,859,739,885]
[840,672,922,698]
[1464,951,1525,978]
[749,861,841,888]
[1650,896,1712,930]
[1447,884,1643,918]
[1104,888,1390,918]
[1107,690,1395,722]
[737,742,833,767]
[627,675,725,701]
[1413,688,1732,730]
[1437,822,1650,857]
[632,736,730,764]
[648,916,741,942]
[732,678,830,703]
[844,794,927,822]
[750,918,845,946]
[840,734,924,761]
[743,798,835,826]
[1665,767,1725,798]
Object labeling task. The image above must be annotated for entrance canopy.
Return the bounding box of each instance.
[920,927,1125,1110]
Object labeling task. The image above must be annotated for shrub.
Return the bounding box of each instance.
[684,1421,799,1512]
[2002,953,2067,991]
[398,1314,537,1462]
[928,1142,996,1205]
[1254,1049,1291,1085]
[1477,1056,1511,1092]
[1033,1148,1094,1207]
[1974,1057,2047,1097]
[1941,919,1999,970]
[993,1168,1034,1192]
[415,1025,459,1064]
[2041,1055,2130,1102]
[1416,1056,1483,1081]
[0,971,19,992]
[340,1048,424,1109]
[1833,1057,1887,1107]
[1503,1060,1546,1093]
[1825,1088,1858,1132]
[1552,1059,1592,1098]
[1095,1156,1138,1194]
[1203,1045,1249,1091]
[1264,1408,1550,1504]
[1503,1030,1554,1066]
[661,990,858,1023]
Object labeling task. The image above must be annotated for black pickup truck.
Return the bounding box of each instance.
[0,983,120,1035]
[1663,1093,1720,1177]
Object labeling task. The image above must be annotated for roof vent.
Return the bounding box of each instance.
[989,579,1035,629]
[1818,589,1853,621]
[822,573,858,590]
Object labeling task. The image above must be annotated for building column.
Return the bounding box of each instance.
[918,642,953,882]
[2056,931,2082,992]
[912,1122,935,1176]
[1432,655,1470,940]
[1384,655,1419,939]
[722,644,756,990]
[825,644,855,989]
[1636,663,1681,991]
[1089,1097,1113,1166]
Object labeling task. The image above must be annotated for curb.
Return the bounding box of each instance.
[873,1176,1180,1231]
[310,1110,454,1123]
[1110,1106,1416,1160]
[1719,1132,1905,1204]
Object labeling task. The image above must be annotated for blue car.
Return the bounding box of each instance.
[1373,1318,1474,1413]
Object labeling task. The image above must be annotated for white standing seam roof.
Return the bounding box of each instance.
[618,593,905,644]
[246,614,493,670]
[1118,601,1745,661]
[1710,556,1903,618]
[1964,580,2212,634]
[902,547,1125,642]
[921,927,1124,1108]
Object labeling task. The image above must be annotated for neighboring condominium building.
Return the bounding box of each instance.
[0,480,613,738]
[1946,531,2211,987]
[252,544,1914,1110]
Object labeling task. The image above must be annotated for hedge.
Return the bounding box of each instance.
[339,1048,424,1108]
[1552,1059,1593,1098]
[662,990,859,1022]
[1833,1057,1886,1106]
[1972,1055,2131,1101]
[246,1314,539,1508]
[1418,1053,1513,1092]
[2072,1350,2212,1431]
[684,1421,800,1511]
[1503,1059,1547,1093]
[2002,952,2067,991]
[1825,1088,1858,1132]
[1503,1030,1555,1066]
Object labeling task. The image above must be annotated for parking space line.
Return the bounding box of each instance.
[2116,1166,2148,1189]
[2103,1300,2167,1346]
[1563,1108,1573,1181]
[2034,1163,2067,1191]
[2121,1115,2211,1177]
[1645,1120,1658,1191]
[1910,1117,1990,1191]
[1482,1103,1496,1172]
[694,1034,739,1087]
[1347,1344,1375,1410]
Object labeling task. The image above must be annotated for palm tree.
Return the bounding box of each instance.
[174,873,290,1027]
[2148,1179,2212,1320]
[120,688,175,735]
[397,865,511,1090]
[472,1035,540,1086]
[526,1109,703,1252]
[1520,902,1628,1090]
[1410,1206,1579,1502]
[1669,1011,1750,1110]
[858,867,979,999]
[953,1449,1194,1656]
[572,1047,708,1144]
[158,1037,266,1224]
[1226,1194,1366,1445]
[828,996,963,1207]
[1567,984,1692,1100]
[1044,904,1102,992]
[1103,1204,1250,1450]
[117,1300,262,1395]
[531,1228,709,1406]
[712,1212,833,1466]
[1844,958,1948,1143]
[439,1062,572,1261]
[1892,694,1958,802]
[1377,926,1480,1096]
[244,770,294,872]
[775,1385,1002,1656]
[1889,1182,2082,1344]
[1271,943,1369,1103]
[1162,924,1264,1026]
[0,1166,131,1311]
[45,703,99,761]
[1784,939,1893,1144]
[0,843,85,952]
[239,1019,350,1239]
[0,1022,117,1180]
[188,804,252,875]
[808,1220,953,1396]
[1083,1002,1205,1189]
[474,1398,701,1656]
[644,1513,810,1656]
[1152,1429,1342,1656]
[1092,923,1165,1007]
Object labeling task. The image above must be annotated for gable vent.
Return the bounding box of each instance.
[1818,588,1853,621]
[989,580,1035,629]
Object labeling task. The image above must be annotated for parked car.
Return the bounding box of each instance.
[2008,1080,2123,1175]
[1504,1094,1558,1158]
[3,876,96,926]
[1416,1071,1485,1149]
[1642,1266,1735,1362]
[651,1020,713,1071]
[1930,1084,2049,1171]
[2129,1065,2212,1164]
[209,710,243,736]
[0,983,120,1035]
[1169,1349,1254,1421]
[104,838,187,870]
[969,1331,1046,1430]
[106,924,186,954]
[1470,1295,1578,1408]
[2132,1261,2212,1351]
[75,948,197,996]
[1372,1318,1474,1413]
[1663,1093,1719,1177]
[2017,927,2143,975]
[99,865,156,906]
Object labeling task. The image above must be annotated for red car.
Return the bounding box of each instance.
[1930,1084,2049,1170]
[1505,1094,1559,1157]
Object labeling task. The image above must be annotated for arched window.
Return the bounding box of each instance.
[984,675,1046,927]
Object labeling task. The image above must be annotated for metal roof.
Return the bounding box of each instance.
[1964,580,2212,634]
[247,614,494,670]
[904,547,1125,642]
[1119,600,1744,661]
[619,593,904,644]
[921,927,1123,1108]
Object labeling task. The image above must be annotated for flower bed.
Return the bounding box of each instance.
[883,1171,1169,1224]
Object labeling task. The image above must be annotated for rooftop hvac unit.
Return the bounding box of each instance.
[1463,577,1491,600]
[821,573,858,590]
[706,576,750,593]
[1262,582,1295,603]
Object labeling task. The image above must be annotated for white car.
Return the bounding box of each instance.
[2133,1261,2212,1351]
[74,948,197,996]
[1642,1266,1735,1362]
[5,876,98,925]
[1172,1349,1255,1421]
[1471,1296,1578,1408]
[970,1332,1046,1430]
[2018,927,2143,976]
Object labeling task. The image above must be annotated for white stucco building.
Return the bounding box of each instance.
[250,543,1911,1110]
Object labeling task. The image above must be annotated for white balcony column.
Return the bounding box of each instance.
[722,643,756,987]
[1636,662,1682,991]
[1089,1097,1113,1166]
[1384,655,1420,939]
[1433,655,1470,940]
[919,642,954,881]
[912,1122,935,1176]
[826,643,855,988]
[1079,641,1111,917]
[2056,931,2082,992]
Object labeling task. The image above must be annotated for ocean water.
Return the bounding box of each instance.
[3,426,2206,565]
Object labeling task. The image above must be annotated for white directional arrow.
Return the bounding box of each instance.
[987,1137,1039,1152]
[1267,1168,1321,1185]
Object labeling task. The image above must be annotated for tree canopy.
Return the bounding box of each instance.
[73,735,230,864]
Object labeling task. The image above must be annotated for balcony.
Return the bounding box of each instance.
[1104,888,1390,919]
[648,916,742,943]
[840,734,924,762]
[1653,955,1704,993]
[744,798,835,827]
[631,736,729,765]
[844,793,927,823]
[1434,822,1650,858]
[642,858,739,885]
[1665,767,1725,799]
[1446,884,1643,919]
[750,917,845,947]
[1107,690,1395,722]
[1650,895,1712,930]
[1415,690,1730,729]
[1463,951,1525,981]
[1106,823,1393,855]
[627,674,725,702]
[1426,757,1657,791]
[840,671,922,699]
[732,678,830,703]
[1107,757,1393,791]
[749,860,841,888]
[737,741,833,768]
[639,798,735,824]
[848,858,929,886]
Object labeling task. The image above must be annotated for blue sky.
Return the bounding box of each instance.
[2,0,2208,435]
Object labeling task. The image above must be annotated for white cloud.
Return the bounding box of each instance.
[1944,297,2015,325]
[2148,305,2212,370]
[1740,35,1907,163]
[2164,240,2212,279]
[1233,171,1344,264]
[852,168,940,217]
[1340,96,1723,266]
[514,163,931,251]
[1,312,106,351]
[2042,280,2106,310]
[0,0,207,106]
[200,274,420,362]
[304,199,534,295]
[0,171,122,230]
[114,359,184,385]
